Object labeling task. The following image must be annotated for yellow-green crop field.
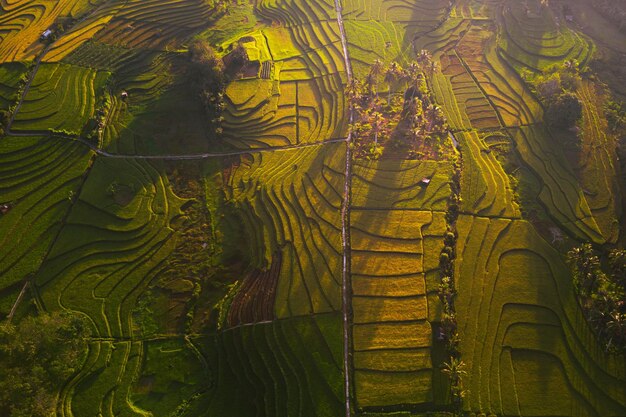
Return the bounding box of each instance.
[0,0,625,416]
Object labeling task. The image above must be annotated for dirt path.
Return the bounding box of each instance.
[332,0,355,415]
[6,129,347,159]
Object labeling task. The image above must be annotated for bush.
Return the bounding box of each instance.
[545,92,583,128]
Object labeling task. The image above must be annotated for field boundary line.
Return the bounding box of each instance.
[333,0,355,415]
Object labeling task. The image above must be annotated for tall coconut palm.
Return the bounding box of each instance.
[384,61,403,102]
[345,78,362,112]
[368,59,385,97]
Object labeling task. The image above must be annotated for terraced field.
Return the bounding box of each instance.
[349,158,453,410]
[458,131,520,218]
[0,62,27,111]
[12,63,109,134]
[227,144,345,317]
[499,0,594,72]
[455,215,626,416]
[222,0,348,148]
[1,0,626,416]
[0,136,93,315]
[0,0,94,63]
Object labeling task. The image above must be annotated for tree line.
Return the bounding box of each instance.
[346,50,449,160]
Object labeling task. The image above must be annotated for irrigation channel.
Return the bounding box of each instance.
[6,2,358,416]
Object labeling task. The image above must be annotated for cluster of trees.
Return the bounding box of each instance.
[438,161,467,413]
[567,244,626,352]
[346,51,448,159]
[525,60,584,129]
[0,311,91,416]
[188,39,228,136]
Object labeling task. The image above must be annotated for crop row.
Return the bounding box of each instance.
[458,131,520,218]
[223,16,347,147]
[35,157,186,338]
[455,215,626,416]
[93,0,213,50]
[227,144,344,317]
[456,24,543,127]
[499,2,594,72]
[202,314,344,417]
[0,0,92,63]
[0,136,93,315]
[0,62,26,110]
[350,159,452,210]
[576,81,621,243]
[13,63,110,134]
[347,158,452,409]
[509,125,605,243]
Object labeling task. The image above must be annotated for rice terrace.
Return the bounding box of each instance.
[1,0,626,415]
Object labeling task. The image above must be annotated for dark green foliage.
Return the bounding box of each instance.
[188,39,227,134]
[567,244,626,352]
[606,100,626,136]
[545,91,583,128]
[0,311,91,416]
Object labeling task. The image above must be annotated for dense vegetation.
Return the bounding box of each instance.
[0,312,90,417]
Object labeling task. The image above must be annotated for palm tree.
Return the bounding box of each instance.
[416,50,433,71]
[370,111,385,145]
[345,78,362,112]
[368,59,384,97]
[384,61,403,102]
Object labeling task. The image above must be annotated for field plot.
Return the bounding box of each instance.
[455,24,543,126]
[351,159,452,211]
[0,136,92,315]
[509,125,605,243]
[576,81,621,243]
[12,63,109,134]
[438,51,501,130]
[35,157,186,339]
[499,0,593,72]
[0,62,27,111]
[222,0,347,148]
[455,215,626,416]
[93,0,214,51]
[342,0,446,78]
[59,340,147,417]
[203,314,343,417]
[451,0,499,20]
[458,131,520,218]
[227,144,345,318]
[42,1,125,63]
[0,0,94,63]
[349,158,452,409]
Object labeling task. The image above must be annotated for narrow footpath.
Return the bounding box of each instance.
[332,0,355,416]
